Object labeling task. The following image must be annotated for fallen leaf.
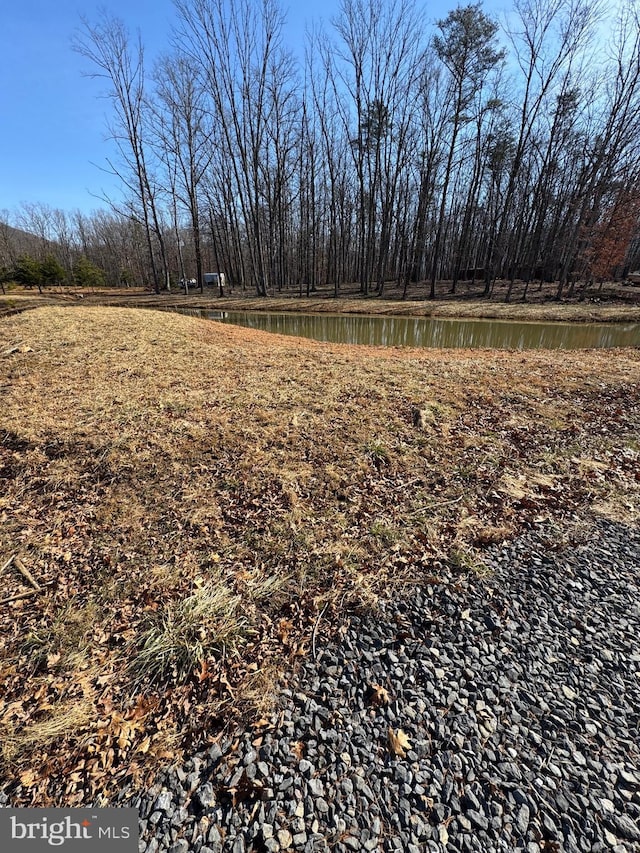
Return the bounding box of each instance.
[277,618,293,644]
[369,684,391,706]
[197,659,210,682]
[388,727,411,757]
[290,740,305,760]
[19,769,38,787]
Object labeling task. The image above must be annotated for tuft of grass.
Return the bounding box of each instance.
[19,600,98,674]
[127,581,249,690]
[365,439,391,469]
[448,546,492,577]
[369,520,403,545]
[235,660,285,722]
[239,567,293,607]
[1,698,95,768]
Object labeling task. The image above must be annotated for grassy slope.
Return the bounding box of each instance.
[3,284,640,323]
[83,292,640,323]
[1,306,639,805]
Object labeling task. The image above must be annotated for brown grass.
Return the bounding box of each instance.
[3,280,640,323]
[176,295,640,323]
[76,292,640,324]
[1,305,639,805]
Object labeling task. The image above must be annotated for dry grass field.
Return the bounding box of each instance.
[1,305,639,805]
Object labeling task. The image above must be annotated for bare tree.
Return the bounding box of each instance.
[430,3,505,298]
[174,0,299,296]
[322,0,424,295]
[556,0,640,296]
[308,38,355,292]
[152,53,214,292]
[75,14,171,292]
[483,0,603,294]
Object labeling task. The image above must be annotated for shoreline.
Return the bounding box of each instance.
[91,295,640,325]
[3,288,640,325]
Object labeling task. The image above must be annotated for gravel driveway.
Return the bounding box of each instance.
[125,518,640,852]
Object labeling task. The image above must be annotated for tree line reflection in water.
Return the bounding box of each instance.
[200,311,639,350]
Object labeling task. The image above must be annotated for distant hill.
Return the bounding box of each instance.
[0,222,52,266]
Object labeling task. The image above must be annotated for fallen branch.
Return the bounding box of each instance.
[0,554,15,577]
[408,495,464,516]
[14,556,41,590]
[2,342,32,356]
[0,581,54,605]
[312,602,330,661]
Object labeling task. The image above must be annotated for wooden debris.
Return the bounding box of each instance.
[2,342,33,356]
[0,581,55,605]
[0,554,15,577]
[14,556,41,590]
[312,602,330,661]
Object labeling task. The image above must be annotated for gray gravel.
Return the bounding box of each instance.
[127,518,640,852]
[9,518,639,852]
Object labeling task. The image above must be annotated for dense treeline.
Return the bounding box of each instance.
[3,0,640,299]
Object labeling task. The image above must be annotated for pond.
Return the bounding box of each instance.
[187,309,639,350]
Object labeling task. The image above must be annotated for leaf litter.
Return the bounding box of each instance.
[0,305,638,805]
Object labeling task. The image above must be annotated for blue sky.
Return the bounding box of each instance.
[0,0,344,218]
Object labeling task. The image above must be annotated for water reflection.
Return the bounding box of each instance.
[197,310,639,350]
